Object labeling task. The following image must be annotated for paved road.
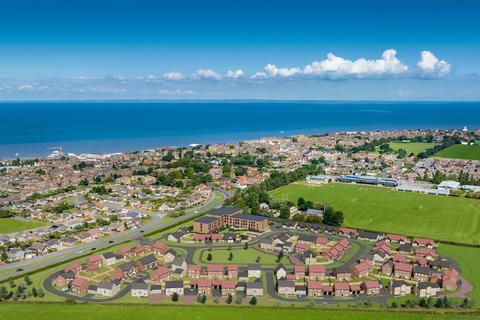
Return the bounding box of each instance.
[0,188,229,282]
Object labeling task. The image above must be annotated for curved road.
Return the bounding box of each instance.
[0,187,230,282]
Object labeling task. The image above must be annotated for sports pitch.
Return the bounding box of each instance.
[269,183,480,245]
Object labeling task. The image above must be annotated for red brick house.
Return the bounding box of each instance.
[150,267,171,282]
[207,264,224,279]
[227,264,238,278]
[188,264,202,278]
[362,280,381,295]
[394,262,413,279]
[352,260,372,279]
[64,262,82,274]
[308,265,326,280]
[71,277,89,294]
[334,282,351,297]
[87,255,102,268]
[294,265,305,280]
[151,242,169,255]
[307,281,322,296]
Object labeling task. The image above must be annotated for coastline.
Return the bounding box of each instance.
[1,101,479,159]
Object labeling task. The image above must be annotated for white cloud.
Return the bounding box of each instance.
[416,51,451,77]
[159,89,194,95]
[225,69,244,79]
[163,71,184,81]
[264,63,301,77]
[303,49,408,78]
[251,72,268,80]
[193,69,222,80]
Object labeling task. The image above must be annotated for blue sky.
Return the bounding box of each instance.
[0,0,479,100]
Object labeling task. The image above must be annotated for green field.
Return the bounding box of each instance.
[196,248,291,265]
[0,218,50,234]
[0,303,478,320]
[434,144,480,160]
[439,244,480,303]
[388,142,435,155]
[269,183,480,245]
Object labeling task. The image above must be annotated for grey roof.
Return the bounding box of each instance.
[398,243,412,252]
[413,266,430,275]
[277,280,295,288]
[298,234,316,243]
[246,281,263,289]
[97,281,114,290]
[119,261,136,271]
[391,280,410,288]
[131,281,149,290]
[102,252,115,259]
[150,284,161,291]
[335,265,352,274]
[165,280,184,289]
[305,209,323,216]
[137,254,157,265]
[194,216,220,224]
[207,207,242,216]
[232,213,267,222]
[418,282,440,289]
[248,264,261,270]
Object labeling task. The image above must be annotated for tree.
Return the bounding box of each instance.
[276,251,283,263]
[297,197,306,210]
[31,287,37,297]
[200,294,207,304]
[171,292,179,302]
[390,301,398,308]
[249,296,257,305]
[279,205,290,219]
[225,294,233,304]
[37,288,45,298]
[206,253,212,261]
[24,275,32,286]
[78,178,89,186]
[244,242,248,250]
[461,297,471,308]
[322,206,344,226]
[228,252,233,261]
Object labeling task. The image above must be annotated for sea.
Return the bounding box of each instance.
[0,101,479,159]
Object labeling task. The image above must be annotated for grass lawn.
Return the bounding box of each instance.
[388,142,435,155]
[438,244,480,304]
[434,144,480,160]
[0,303,478,320]
[196,248,291,265]
[0,218,50,234]
[269,183,480,245]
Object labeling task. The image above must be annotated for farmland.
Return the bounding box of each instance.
[0,218,50,234]
[269,183,480,245]
[434,144,480,160]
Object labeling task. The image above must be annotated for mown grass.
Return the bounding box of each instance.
[269,183,480,245]
[0,218,50,234]
[438,243,480,304]
[0,303,478,320]
[388,142,435,155]
[434,144,480,160]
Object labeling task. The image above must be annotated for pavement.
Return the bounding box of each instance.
[0,186,230,282]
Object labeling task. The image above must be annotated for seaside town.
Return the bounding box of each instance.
[0,128,479,309]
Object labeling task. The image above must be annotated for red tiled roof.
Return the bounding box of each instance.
[315,236,329,245]
[307,281,322,289]
[188,264,201,272]
[413,237,435,246]
[363,280,381,289]
[309,265,326,273]
[335,282,349,290]
[294,265,305,272]
[207,264,224,273]
[395,262,413,273]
